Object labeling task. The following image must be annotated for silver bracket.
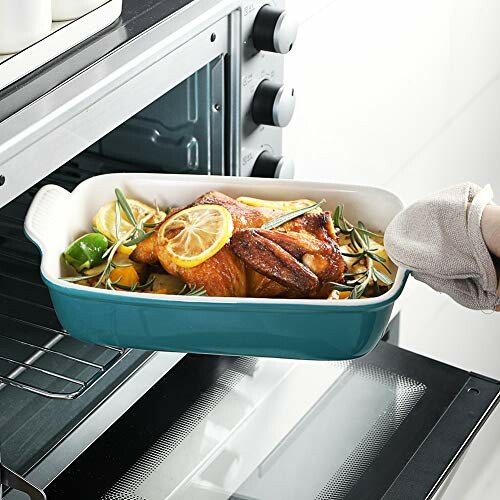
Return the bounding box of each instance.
[1,464,46,500]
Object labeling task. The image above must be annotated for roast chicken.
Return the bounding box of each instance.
[131,191,345,297]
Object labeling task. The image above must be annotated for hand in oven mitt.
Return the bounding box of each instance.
[384,183,500,311]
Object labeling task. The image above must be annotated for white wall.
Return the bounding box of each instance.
[284,0,500,375]
[283,1,500,497]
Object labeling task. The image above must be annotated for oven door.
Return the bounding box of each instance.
[12,333,493,500]
[0,0,244,208]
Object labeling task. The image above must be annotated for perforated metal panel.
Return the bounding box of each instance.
[102,358,257,500]
[43,342,500,500]
[95,353,425,500]
[315,364,426,500]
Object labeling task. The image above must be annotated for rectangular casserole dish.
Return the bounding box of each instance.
[24,174,408,360]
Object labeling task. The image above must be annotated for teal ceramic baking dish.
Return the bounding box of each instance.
[24,174,408,360]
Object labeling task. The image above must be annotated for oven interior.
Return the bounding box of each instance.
[0,58,226,477]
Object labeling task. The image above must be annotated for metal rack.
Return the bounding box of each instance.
[0,327,129,400]
[0,158,132,399]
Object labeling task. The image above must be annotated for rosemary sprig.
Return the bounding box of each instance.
[331,204,394,299]
[178,284,207,296]
[115,276,156,292]
[115,188,138,226]
[356,226,385,239]
[327,282,354,292]
[262,199,326,230]
[124,230,155,246]
[114,188,159,247]
[94,192,154,290]
[62,273,103,283]
[349,267,373,299]
[115,200,122,240]
[372,267,393,286]
[144,202,171,228]
[344,271,369,278]
[334,205,384,240]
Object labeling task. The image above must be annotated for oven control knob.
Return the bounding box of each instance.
[252,80,295,127]
[252,5,298,54]
[251,151,295,179]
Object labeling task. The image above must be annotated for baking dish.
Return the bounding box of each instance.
[24,174,408,360]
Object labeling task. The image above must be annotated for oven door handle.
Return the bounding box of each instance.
[1,464,46,500]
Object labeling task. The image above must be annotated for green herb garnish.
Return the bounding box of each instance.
[262,199,326,230]
[88,189,158,290]
[178,284,207,296]
[123,230,155,246]
[61,273,103,283]
[114,276,156,292]
[331,204,393,299]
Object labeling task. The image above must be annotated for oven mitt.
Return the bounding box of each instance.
[384,183,500,311]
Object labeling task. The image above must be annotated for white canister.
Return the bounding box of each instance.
[52,0,109,21]
[0,0,52,55]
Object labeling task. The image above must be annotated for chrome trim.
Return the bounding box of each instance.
[1,464,46,500]
[227,8,242,176]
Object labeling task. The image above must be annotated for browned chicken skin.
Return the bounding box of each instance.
[131,191,345,297]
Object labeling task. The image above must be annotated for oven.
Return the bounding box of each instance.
[0,1,499,499]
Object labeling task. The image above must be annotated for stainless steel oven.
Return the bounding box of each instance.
[0,1,499,499]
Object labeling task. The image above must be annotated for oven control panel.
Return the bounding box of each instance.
[240,0,298,178]
[251,79,296,127]
[252,4,298,54]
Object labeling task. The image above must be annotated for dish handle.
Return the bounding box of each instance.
[24,184,71,254]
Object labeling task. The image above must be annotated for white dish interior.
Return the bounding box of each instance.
[25,174,406,306]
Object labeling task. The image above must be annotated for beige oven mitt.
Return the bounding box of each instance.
[384,183,500,311]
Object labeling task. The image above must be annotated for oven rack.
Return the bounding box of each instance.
[0,157,133,399]
[0,325,130,400]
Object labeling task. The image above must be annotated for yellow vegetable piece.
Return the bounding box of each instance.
[93,199,165,256]
[236,196,322,213]
[109,266,140,289]
[148,273,186,294]
[158,204,233,268]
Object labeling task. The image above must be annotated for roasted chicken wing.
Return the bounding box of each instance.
[131,191,345,297]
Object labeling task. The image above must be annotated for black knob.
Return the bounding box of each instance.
[252,5,298,54]
[251,151,295,179]
[252,79,296,127]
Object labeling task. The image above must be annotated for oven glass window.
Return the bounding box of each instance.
[85,55,225,176]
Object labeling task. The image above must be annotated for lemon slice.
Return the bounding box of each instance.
[158,205,233,268]
[237,196,322,213]
[94,199,165,256]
